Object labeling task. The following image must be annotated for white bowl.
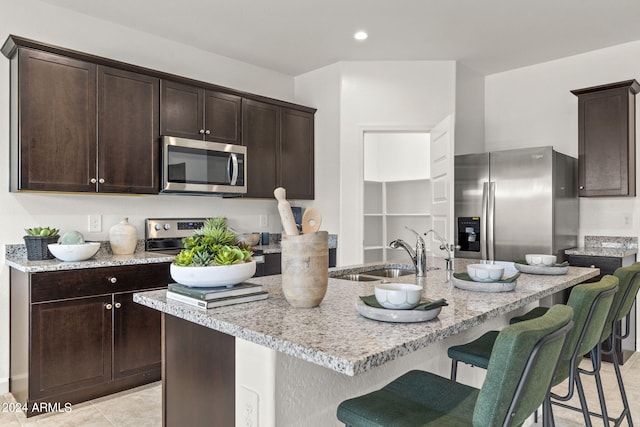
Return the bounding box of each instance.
[374,283,422,310]
[170,260,257,287]
[467,264,505,283]
[48,242,100,262]
[525,254,557,266]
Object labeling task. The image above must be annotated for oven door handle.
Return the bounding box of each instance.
[228,153,239,186]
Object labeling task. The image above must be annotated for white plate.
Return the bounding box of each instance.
[355,299,442,323]
[452,275,517,292]
[514,262,569,275]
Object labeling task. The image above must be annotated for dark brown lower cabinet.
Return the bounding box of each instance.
[10,263,170,416]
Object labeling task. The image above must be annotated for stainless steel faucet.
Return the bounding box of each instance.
[389,227,427,276]
[390,227,458,274]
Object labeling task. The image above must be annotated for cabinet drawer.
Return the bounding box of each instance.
[31,263,171,303]
[567,255,621,276]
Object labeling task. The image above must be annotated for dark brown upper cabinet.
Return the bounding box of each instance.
[572,80,639,197]
[9,47,159,194]
[161,80,242,144]
[242,99,314,199]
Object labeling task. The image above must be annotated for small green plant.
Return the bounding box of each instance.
[24,227,60,237]
[173,217,253,267]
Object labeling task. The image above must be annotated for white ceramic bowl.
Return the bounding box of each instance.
[374,283,422,310]
[525,254,557,266]
[466,264,505,283]
[170,260,257,287]
[48,242,100,262]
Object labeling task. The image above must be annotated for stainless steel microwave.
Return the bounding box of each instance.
[160,136,247,195]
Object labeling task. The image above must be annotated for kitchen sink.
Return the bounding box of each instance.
[363,268,416,278]
[337,274,381,282]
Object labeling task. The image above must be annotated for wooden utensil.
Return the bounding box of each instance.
[301,207,322,234]
[273,187,299,236]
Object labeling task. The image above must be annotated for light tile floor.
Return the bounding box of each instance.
[0,353,638,426]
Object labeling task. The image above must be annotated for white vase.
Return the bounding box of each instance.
[109,218,137,255]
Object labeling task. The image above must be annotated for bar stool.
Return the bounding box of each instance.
[336,305,574,427]
[447,275,618,426]
[565,263,640,427]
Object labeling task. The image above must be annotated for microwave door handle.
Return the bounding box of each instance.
[228,153,239,185]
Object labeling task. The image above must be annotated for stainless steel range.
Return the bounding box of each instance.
[145,218,207,254]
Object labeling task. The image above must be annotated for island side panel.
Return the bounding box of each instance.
[163,314,235,427]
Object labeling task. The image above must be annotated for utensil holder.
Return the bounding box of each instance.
[281,231,328,308]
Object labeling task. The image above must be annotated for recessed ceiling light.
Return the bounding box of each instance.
[354,31,368,41]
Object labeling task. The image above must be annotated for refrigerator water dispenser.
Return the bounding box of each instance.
[458,217,480,252]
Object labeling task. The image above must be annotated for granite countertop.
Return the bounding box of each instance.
[565,235,638,258]
[134,258,599,376]
[5,241,175,273]
[5,235,338,272]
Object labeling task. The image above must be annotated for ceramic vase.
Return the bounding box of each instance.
[109,218,137,255]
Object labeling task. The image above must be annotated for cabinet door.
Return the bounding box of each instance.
[160,80,204,140]
[204,91,242,144]
[98,66,160,194]
[18,48,96,192]
[30,295,112,399]
[280,108,314,199]
[112,291,162,379]
[242,99,279,198]
[575,82,637,197]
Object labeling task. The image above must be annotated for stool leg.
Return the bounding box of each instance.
[574,370,593,427]
[450,359,458,381]
[611,351,633,427]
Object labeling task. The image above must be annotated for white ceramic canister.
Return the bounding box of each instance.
[109,218,137,255]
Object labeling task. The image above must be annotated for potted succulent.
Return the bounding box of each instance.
[170,217,256,287]
[23,226,60,261]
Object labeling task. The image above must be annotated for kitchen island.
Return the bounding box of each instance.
[134,258,599,427]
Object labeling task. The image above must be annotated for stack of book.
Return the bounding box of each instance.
[166,282,267,309]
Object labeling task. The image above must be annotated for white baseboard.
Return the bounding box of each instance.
[0,377,8,394]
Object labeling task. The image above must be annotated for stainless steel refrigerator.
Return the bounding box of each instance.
[454,146,578,262]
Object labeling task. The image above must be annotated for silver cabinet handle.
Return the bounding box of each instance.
[199,129,205,134]
[90,178,97,184]
[105,303,113,310]
[579,185,585,190]
[114,302,122,309]
[98,178,105,184]
[108,277,117,284]
[205,129,211,135]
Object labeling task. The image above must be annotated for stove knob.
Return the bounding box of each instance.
[163,224,171,230]
[154,224,163,231]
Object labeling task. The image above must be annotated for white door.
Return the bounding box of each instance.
[429,115,455,254]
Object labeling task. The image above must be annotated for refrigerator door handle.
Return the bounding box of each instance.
[487,182,496,261]
[481,182,489,260]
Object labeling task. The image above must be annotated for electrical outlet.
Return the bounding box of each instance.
[259,214,268,227]
[88,215,102,232]
[238,386,259,426]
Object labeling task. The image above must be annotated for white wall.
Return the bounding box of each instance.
[485,40,640,241]
[339,61,456,265]
[455,63,485,155]
[0,0,301,394]
[363,132,431,182]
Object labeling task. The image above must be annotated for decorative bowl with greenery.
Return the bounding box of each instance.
[170,217,256,287]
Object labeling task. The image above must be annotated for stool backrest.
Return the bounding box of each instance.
[566,275,618,358]
[602,263,640,341]
[473,304,573,427]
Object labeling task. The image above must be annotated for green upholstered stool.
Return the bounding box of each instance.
[337,304,574,427]
[573,263,640,427]
[447,275,618,427]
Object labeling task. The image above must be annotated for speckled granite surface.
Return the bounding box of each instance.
[5,234,337,272]
[134,258,598,376]
[565,235,638,257]
[5,241,174,272]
